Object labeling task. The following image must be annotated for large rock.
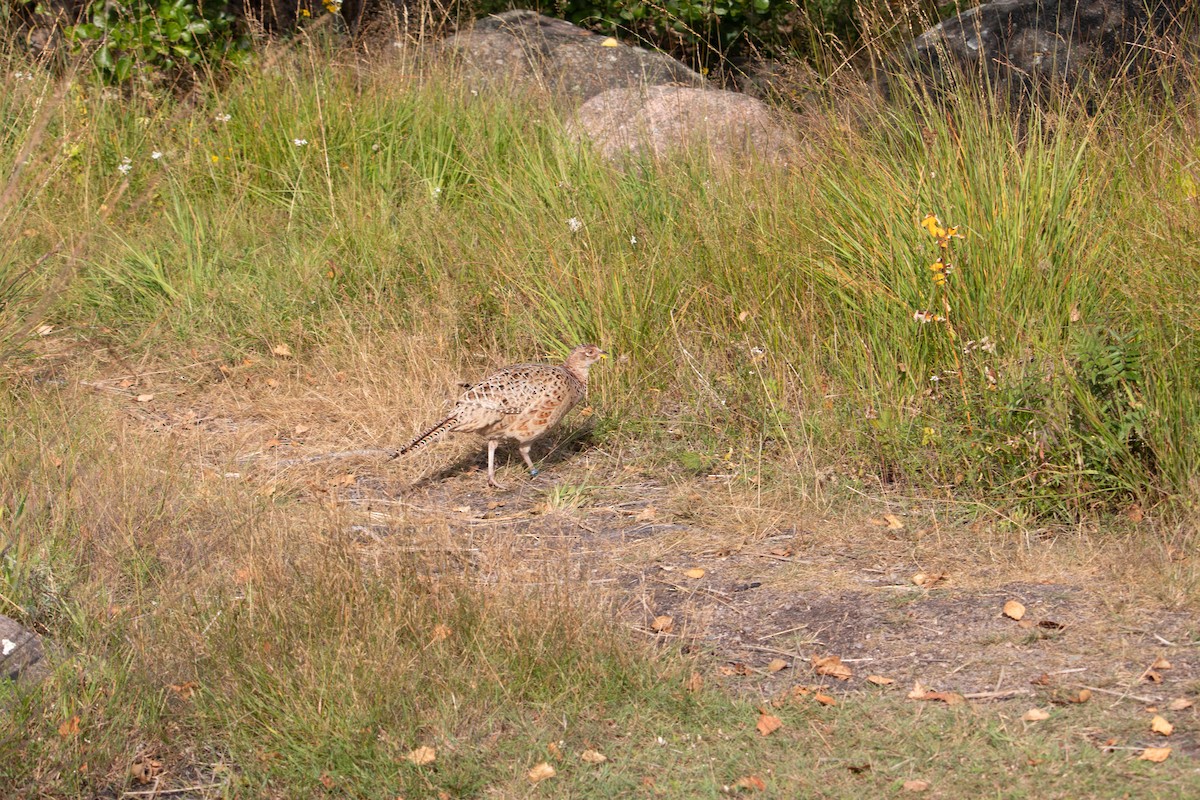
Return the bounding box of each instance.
[570,85,799,166]
[437,10,704,101]
[907,0,1181,96]
[1,614,49,688]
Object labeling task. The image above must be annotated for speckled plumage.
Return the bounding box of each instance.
[397,344,606,488]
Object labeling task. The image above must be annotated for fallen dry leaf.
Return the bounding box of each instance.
[1139,747,1171,763]
[527,762,556,784]
[130,757,163,785]
[1003,600,1026,620]
[135,393,155,403]
[271,343,292,357]
[1070,689,1092,704]
[1144,670,1163,684]
[546,742,562,759]
[1152,656,1173,671]
[169,681,199,700]
[814,693,836,706]
[903,779,930,792]
[1151,715,1174,736]
[58,716,80,737]
[634,506,657,522]
[294,424,310,435]
[1022,708,1051,722]
[911,572,946,587]
[1126,504,1145,523]
[812,654,852,681]
[685,671,703,692]
[732,775,766,792]
[1167,698,1194,711]
[883,513,905,530]
[908,683,964,705]
[684,568,706,579]
[767,658,788,673]
[319,774,335,789]
[580,749,607,764]
[866,675,895,686]
[651,615,674,633]
[406,746,436,766]
[430,624,452,642]
[756,713,782,736]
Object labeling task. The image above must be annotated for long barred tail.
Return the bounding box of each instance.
[394,414,459,457]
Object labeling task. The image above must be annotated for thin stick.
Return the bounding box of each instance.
[120,783,226,797]
[961,689,1034,700]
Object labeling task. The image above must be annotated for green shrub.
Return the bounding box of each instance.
[66,0,251,84]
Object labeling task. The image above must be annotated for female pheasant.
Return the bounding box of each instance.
[395,344,606,488]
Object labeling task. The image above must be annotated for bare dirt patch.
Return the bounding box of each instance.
[88,359,1200,761]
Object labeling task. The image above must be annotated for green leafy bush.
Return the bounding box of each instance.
[66,0,250,84]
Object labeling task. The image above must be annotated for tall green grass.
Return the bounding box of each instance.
[1,37,1198,518]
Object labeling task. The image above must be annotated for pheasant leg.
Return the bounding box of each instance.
[519,443,538,477]
[486,439,506,490]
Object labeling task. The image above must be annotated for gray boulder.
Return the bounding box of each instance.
[907,0,1181,96]
[570,85,799,166]
[1,614,49,688]
[437,10,704,101]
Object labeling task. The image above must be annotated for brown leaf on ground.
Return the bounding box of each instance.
[812,654,852,681]
[271,343,292,357]
[1139,747,1171,763]
[1003,600,1026,620]
[1031,673,1053,686]
[527,762,556,784]
[406,746,436,766]
[130,757,163,785]
[429,624,452,643]
[911,572,946,587]
[1143,670,1163,684]
[908,682,964,705]
[684,568,706,579]
[883,513,905,530]
[580,749,607,764]
[732,775,766,792]
[903,779,930,792]
[57,716,80,737]
[634,506,657,522]
[169,681,199,699]
[866,675,895,686]
[1151,715,1174,736]
[1022,708,1050,722]
[651,615,674,633]
[756,713,783,736]
[686,671,703,692]
[814,693,836,706]
[319,774,335,789]
[1167,698,1193,711]
[1151,656,1172,670]
[1070,689,1092,704]
[1126,504,1144,522]
[767,658,788,673]
[719,663,752,676]
[546,742,562,759]
[135,393,155,403]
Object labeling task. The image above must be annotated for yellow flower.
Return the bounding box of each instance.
[210,154,220,163]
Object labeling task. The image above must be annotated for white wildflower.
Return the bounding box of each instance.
[293,138,308,147]
[630,235,637,244]
[117,156,132,175]
[151,151,163,160]
[215,113,231,123]
[567,217,582,233]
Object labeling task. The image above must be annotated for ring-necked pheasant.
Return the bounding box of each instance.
[393,344,607,488]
